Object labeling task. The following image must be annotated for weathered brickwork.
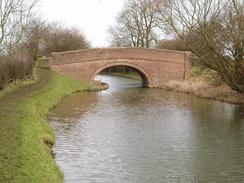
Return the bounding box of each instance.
[51,48,192,88]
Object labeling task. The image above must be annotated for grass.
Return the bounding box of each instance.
[0,83,26,98]
[0,79,36,99]
[0,68,99,183]
[163,67,244,104]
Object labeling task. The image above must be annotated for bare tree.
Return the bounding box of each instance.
[109,0,159,48]
[157,0,244,92]
[42,22,90,55]
[21,17,47,61]
[19,20,90,60]
[0,0,37,55]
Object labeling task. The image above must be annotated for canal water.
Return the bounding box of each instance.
[48,75,244,183]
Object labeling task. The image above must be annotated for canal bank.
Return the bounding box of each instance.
[163,76,244,105]
[104,71,244,104]
[0,68,101,183]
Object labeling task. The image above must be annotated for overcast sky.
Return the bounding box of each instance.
[39,0,124,47]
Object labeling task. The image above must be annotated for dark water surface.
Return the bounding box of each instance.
[48,75,244,183]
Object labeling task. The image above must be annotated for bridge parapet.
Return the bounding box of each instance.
[51,48,191,65]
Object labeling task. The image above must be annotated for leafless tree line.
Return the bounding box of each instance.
[0,0,37,54]
[158,0,244,92]
[0,0,36,88]
[109,0,244,92]
[22,19,90,61]
[0,0,89,89]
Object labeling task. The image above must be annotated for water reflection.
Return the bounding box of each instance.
[49,75,244,183]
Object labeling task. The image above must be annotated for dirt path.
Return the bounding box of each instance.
[0,69,51,102]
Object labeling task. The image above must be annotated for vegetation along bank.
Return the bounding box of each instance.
[0,68,102,183]
[163,67,244,105]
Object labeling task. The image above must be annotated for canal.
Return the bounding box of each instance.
[48,75,244,183]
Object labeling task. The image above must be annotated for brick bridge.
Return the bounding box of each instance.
[51,48,192,88]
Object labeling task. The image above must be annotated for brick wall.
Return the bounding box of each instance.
[51,48,192,88]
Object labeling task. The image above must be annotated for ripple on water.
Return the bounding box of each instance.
[49,75,244,183]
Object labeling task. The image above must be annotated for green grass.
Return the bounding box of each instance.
[0,83,25,98]
[0,68,98,183]
[0,79,36,99]
[191,66,204,76]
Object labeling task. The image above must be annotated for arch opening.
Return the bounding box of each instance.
[90,63,152,88]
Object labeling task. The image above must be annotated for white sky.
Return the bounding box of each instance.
[39,0,124,47]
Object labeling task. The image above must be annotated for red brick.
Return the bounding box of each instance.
[51,48,192,88]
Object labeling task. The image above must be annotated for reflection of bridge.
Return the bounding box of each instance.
[51,48,192,88]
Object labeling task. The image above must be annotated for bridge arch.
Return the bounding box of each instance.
[51,48,192,88]
[90,61,153,87]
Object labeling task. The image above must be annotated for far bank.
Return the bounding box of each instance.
[101,70,244,105]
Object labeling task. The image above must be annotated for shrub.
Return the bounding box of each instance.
[0,55,35,90]
[191,66,204,76]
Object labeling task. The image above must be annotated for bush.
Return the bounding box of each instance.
[157,38,189,51]
[0,62,8,89]
[0,55,35,90]
[191,66,204,76]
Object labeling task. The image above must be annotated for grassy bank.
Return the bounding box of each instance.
[164,68,244,104]
[0,80,35,99]
[0,68,99,183]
